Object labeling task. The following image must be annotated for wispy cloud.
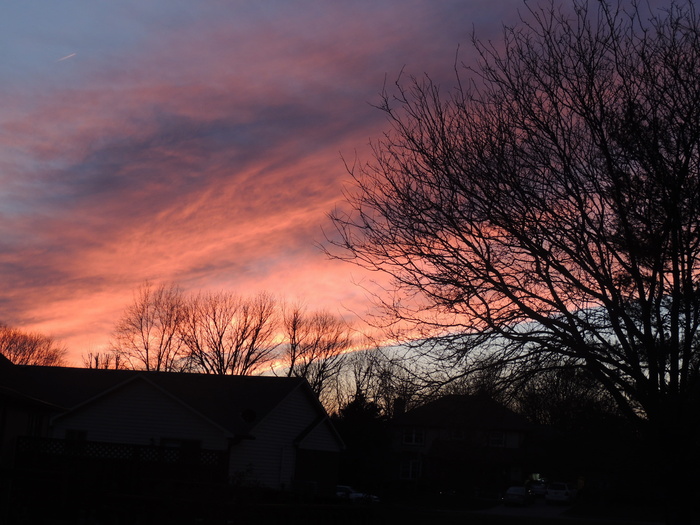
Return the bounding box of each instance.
[0,0,516,362]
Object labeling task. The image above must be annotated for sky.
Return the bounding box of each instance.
[0,1,522,364]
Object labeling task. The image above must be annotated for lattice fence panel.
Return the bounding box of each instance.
[16,437,225,469]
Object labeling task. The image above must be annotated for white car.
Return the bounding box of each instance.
[545,482,576,504]
[336,485,380,503]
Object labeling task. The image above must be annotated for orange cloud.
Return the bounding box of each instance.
[0,1,520,364]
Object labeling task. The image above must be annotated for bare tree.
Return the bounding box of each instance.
[280,303,352,400]
[111,281,187,371]
[513,366,617,429]
[180,291,279,375]
[331,343,423,418]
[0,324,67,366]
[329,1,700,516]
[82,351,123,370]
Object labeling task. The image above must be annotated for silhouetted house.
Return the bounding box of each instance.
[0,356,343,498]
[391,394,531,492]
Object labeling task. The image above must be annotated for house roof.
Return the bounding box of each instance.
[392,394,530,431]
[0,363,312,436]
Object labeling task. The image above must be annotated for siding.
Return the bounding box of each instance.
[229,385,338,489]
[298,419,341,452]
[50,378,228,450]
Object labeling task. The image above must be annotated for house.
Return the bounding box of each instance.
[0,355,343,500]
[391,394,531,493]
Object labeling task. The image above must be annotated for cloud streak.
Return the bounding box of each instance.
[0,0,519,362]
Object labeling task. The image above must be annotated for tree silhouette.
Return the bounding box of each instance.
[0,324,67,366]
[280,303,352,401]
[111,281,187,371]
[180,290,279,375]
[329,2,700,519]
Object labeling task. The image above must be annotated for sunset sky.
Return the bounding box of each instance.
[0,1,523,364]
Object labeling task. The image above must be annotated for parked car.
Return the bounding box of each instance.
[502,486,533,506]
[545,482,576,504]
[335,485,380,504]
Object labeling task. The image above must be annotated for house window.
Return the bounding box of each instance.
[447,428,465,440]
[402,427,425,445]
[488,431,505,447]
[400,458,422,480]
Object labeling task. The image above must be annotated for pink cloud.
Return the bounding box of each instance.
[0,1,519,363]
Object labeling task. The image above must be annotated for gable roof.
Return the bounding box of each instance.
[145,371,309,436]
[392,394,530,431]
[0,384,61,412]
[1,363,313,436]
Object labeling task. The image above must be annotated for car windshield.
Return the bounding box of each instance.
[549,483,566,490]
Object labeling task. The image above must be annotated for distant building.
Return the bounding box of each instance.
[390,394,531,492]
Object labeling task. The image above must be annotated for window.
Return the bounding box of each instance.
[402,427,425,445]
[447,428,465,440]
[488,431,505,447]
[399,458,422,480]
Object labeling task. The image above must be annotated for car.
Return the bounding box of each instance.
[335,485,380,504]
[529,480,548,497]
[502,486,533,506]
[545,482,576,504]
